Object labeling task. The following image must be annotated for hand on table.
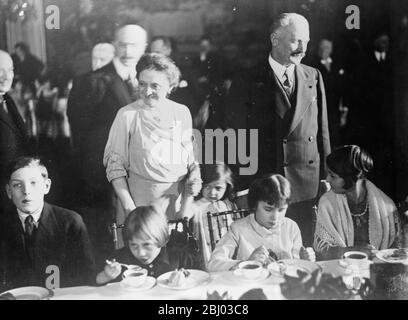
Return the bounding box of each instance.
[104,260,122,280]
[300,246,316,262]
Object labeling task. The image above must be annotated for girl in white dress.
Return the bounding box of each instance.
[187,162,237,266]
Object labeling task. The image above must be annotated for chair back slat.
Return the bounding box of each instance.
[207,212,216,252]
[311,205,318,239]
[110,222,125,250]
[206,209,250,251]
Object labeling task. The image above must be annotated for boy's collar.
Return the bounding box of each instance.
[17,202,44,228]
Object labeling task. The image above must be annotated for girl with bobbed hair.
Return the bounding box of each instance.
[314,145,401,259]
[207,174,315,272]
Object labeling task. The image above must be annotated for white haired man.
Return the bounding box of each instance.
[247,13,330,246]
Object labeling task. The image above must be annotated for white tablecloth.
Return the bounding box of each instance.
[51,259,359,300]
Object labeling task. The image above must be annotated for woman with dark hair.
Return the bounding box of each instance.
[103,53,201,221]
[314,145,401,259]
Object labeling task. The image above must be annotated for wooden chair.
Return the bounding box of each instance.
[110,222,125,250]
[110,218,191,250]
[235,189,249,209]
[311,205,318,242]
[206,209,250,251]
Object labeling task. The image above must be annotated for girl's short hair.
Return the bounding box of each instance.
[123,206,169,247]
[199,162,234,200]
[136,53,180,90]
[326,145,373,189]
[248,174,291,211]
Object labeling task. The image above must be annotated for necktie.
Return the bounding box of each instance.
[283,69,292,97]
[0,95,8,114]
[125,77,137,98]
[24,215,35,240]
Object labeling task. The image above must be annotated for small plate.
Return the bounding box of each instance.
[120,276,156,291]
[376,249,408,264]
[280,259,321,277]
[2,286,52,300]
[157,269,210,290]
[233,268,270,281]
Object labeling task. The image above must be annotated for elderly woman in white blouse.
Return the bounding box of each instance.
[103,53,201,220]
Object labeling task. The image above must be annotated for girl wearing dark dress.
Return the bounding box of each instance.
[96,206,179,284]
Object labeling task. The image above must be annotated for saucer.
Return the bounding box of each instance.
[1,287,53,300]
[120,276,156,291]
[338,259,372,271]
[233,268,270,281]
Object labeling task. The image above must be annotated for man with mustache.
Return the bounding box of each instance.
[67,24,147,262]
[247,13,330,246]
[0,50,30,217]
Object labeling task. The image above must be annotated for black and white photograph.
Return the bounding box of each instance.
[1,0,408,306]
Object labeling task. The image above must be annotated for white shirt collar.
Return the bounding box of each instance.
[112,57,137,81]
[268,54,295,84]
[374,51,386,62]
[320,57,333,65]
[18,202,44,230]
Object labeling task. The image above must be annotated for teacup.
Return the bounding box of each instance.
[238,261,263,279]
[342,251,368,268]
[122,268,148,287]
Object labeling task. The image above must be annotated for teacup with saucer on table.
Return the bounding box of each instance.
[234,260,264,280]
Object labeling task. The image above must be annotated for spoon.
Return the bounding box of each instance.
[105,259,141,270]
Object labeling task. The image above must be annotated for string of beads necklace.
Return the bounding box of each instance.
[347,188,369,228]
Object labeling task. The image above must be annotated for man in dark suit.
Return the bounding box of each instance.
[12,42,44,92]
[191,36,225,106]
[247,13,331,246]
[0,50,30,216]
[311,39,347,148]
[67,24,147,263]
[360,32,394,198]
[0,157,95,289]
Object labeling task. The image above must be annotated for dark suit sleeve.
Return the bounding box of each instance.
[66,214,96,286]
[316,69,331,178]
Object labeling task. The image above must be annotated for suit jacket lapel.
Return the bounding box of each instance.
[106,63,133,108]
[288,65,315,135]
[0,94,27,138]
[37,202,57,240]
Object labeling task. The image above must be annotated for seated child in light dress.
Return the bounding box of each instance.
[96,206,182,285]
[184,162,237,266]
[207,174,315,272]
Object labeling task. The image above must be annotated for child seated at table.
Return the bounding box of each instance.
[183,162,237,266]
[0,156,95,289]
[207,174,315,272]
[96,206,189,285]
